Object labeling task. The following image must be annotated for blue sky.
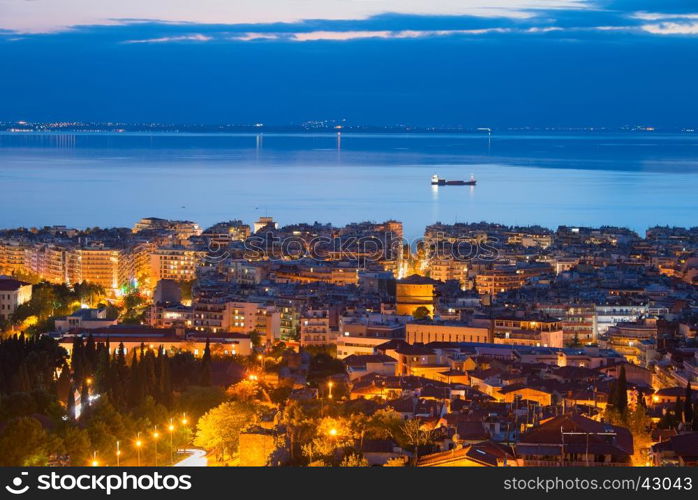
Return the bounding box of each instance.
[0,0,696,127]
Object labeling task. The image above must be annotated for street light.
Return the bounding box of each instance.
[257,354,265,372]
[116,441,121,467]
[181,413,188,426]
[135,432,143,467]
[168,418,175,465]
[152,427,160,466]
[91,451,99,467]
[328,381,334,399]
[329,428,337,437]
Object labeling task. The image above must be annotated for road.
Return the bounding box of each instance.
[173,449,208,467]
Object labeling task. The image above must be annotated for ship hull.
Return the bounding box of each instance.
[431,180,476,186]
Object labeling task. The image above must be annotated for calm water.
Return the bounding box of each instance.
[1,132,697,240]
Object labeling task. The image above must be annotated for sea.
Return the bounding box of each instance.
[1,131,697,241]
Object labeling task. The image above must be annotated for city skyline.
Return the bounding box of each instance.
[1,0,698,479]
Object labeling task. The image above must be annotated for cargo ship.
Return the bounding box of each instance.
[431,174,476,186]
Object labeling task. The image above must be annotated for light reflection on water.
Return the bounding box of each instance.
[0,132,697,240]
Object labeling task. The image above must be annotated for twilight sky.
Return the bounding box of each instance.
[0,0,696,127]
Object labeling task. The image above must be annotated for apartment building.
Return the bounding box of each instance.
[151,247,205,282]
[133,217,202,241]
[428,258,468,287]
[74,246,129,293]
[300,309,336,345]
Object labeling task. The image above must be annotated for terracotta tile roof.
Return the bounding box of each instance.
[519,414,633,457]
[651,432,698,458]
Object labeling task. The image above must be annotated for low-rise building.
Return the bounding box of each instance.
[406,320,491,344]
[0,277,32,321]
[54,308,117,331]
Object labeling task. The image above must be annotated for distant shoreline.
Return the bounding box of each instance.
[0,122,693,135]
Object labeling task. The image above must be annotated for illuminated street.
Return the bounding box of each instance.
[174,449,208,467]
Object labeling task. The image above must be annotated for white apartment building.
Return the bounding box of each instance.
[0,278,32,321]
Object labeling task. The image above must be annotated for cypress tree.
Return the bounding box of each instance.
[684,383,693,425]
[95,342,111,394]
[616,365,628,414]
[157,348,172,406]
[67,385,76,419]
[55,363,71,405]
[674,397,683,427]
[11,362,32,393]
[608,380,618,411]
[199,338,212,386]
[80,382,90,413]
[85,334,97,374]
[72,336,84,383]
[143,349,157,399]
[127,350,142,407]
[107,343,127,409]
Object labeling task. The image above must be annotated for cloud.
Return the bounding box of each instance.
[632,12,698,21]
[2,1,698,46]
[124,34,212,44]
[1,2,696,126]
[229,28,518,42]
[0,0,590,34]
[641,22,698,35]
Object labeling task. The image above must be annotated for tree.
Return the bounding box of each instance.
[199,339,212,386]
[226,379,261,403]
[66,385,76,419]
[59,426,92,466]
[0,417,52,466]
[177,385,226,421]
[412,306,430,320]
[613,366,628,415]
[383,457,407,467]
[307,352,345,383]
[684,383,693,425]
[366,408,404,440]
[127,350,145,408]
[194,401,259,461]
[80,382,90,413]
[111,344,128,409]
[281,401,318,463]
[340,453,368,467]
[625,405,653,466]
[55,363,71,405]
[179,280,194,302]
[249,330,263,347]
[399,419,433,465]
[122,292,147,323]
